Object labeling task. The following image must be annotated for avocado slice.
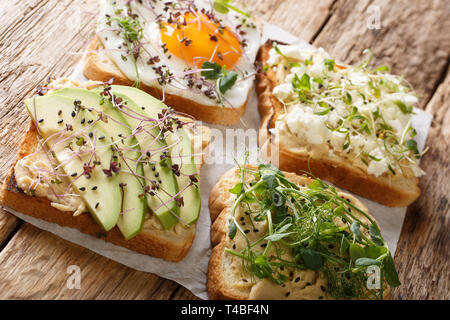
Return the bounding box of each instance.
[91,87,180,229]
[25,95,121,231]
[104,86,201,227]
[50,88,147,240]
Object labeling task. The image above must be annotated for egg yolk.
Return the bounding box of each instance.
[160,12,243,69]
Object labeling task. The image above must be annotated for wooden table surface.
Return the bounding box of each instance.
[0,0,448,300]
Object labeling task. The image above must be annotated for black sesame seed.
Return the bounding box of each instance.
[328,244,335,249]
[95,202,99,209]
[71,111,76,117]
[253,229,259,233]
[295,277,301,282]
[240,217,244,221]
[321,285,326,292]
[81,118,86,124]
[71,173,77,177]
[58,110,62,116]
[244,230,250,234]
[92,186,98,190]
[89,132,93,138]
[57,119,63,124]
[232,244,236,250]
[260,243,267,248]
[99,136,105,140]
[306,282,311,286]
[319,296,324,299]
[38,119,44,123]
[79,187,86,191]
[242,278,248,283]
[285,292,290,297]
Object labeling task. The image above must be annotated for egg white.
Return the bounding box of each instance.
[98,0,261,109]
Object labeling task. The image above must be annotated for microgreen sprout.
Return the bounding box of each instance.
[269,43,425,177]
[225,165,400,299]
[214,0,250,17]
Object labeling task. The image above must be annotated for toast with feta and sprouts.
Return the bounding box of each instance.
[83,0,261,126]
[255,40,425,207]
[0,78,210,262]
[208,165,398,300]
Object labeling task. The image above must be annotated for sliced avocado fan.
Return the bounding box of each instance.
[105,85,201,227]
[25,94,121,231]
[50,88,147,240]
[91,86,181,229]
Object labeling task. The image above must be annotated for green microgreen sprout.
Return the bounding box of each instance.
[214,0,251,17]
[201,61,238,105]
[267,43,424,176]
[224,164,401,299]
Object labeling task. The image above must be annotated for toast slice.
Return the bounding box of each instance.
[255,40,422,207]
[0,79,211,262]
[83,37,247,126]
[207,165,392,300]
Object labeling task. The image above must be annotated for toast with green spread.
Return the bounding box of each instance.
[208,165,398,299]
[0,78,210,262]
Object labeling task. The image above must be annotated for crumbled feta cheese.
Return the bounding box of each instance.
[367,149,389,177]
[273,83,293,100]
[270,44,424,177]
[286,108,329,144]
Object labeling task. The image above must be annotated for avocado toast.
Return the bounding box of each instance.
[0,78,210,262]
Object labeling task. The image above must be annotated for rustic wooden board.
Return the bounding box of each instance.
[0,0,448,300]
[392,72,450,300]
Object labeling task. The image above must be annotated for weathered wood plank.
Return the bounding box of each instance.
[0,224,182,299]
[238,0,336,41]
[392,70,450,300]
[0,208,21,249]
[313,0,450,108]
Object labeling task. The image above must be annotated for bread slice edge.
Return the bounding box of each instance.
[255,40,420,208]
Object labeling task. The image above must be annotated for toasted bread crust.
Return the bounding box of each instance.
[255,40,420,207]
[207,167,249,300]
[0,121,210,262]
[83,37,247,126]
[207,166,391,300]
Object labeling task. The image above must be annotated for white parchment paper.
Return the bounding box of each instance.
[2,22,432,300]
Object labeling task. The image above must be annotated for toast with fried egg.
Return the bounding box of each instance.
[83,0,261,126]
[255,40,424,207]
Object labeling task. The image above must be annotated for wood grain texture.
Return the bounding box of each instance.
[0,0,448,300]
[313,0,450,108]
[0,224,180,299]
[392,70,450,300]
[237,0,336,41]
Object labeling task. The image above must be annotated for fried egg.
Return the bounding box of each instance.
[97,0,261,109]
